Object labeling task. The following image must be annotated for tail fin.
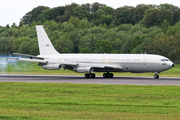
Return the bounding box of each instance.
[36,25,60,55]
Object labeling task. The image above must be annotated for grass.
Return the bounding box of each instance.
[0,60,180,77]
[0,82,180,119]
[1,59,180,119]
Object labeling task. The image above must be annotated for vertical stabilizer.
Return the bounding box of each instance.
[36,25,60,55]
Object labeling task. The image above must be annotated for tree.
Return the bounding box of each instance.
[173,9,180,25]
[91,2,106,12]
[78,18,90,29]
[109,23,115,29]
[82,3,91,12]
[68,16,80,28]
[63,22,75,33]
[112,38,123,51]
[94,39,113,53]
[130,36,142,51]
[132,37,152,53]
[114,6,133,25]
[57,3,78,23]
[120,35,133,53]
[19,21,25,27]
[61,47,70,53]
[54,37,74,53]
[5,24,10,28]
[39,6,65,22]
[11,23,17,28]
[132,4,152,24]
[80,46,91,53]
[145,33,170,56]
[69,30,82,53]
[0,36,14,53]
[92,6,114,26]
[72,6,90,20]
[100,14,114,26]
[167,21,180,35]
[142,9,173,27]
[156,3,178,11]
[79,36,91,51]
[21,6,50,24]
[160,19,171,32]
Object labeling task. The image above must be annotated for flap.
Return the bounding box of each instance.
[78,63,122,69]
[61,61,78,66]
[104,65,122,69]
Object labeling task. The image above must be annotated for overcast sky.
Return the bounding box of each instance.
[0,0,179,27]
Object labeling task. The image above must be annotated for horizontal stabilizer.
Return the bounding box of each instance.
[13,53,44,60]
[18,58,47,63]
[7,57,47,63]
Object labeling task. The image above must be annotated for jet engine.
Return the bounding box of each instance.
[74,66,94,73]
[42,64,62,70]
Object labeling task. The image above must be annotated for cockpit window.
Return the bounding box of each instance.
[161,58,169,61]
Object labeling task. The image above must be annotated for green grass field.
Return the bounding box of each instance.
[0,60,180,77]
[0,82,180,120]
[0,60,180,119]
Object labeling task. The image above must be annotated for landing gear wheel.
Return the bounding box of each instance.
[103,73,107,78]
[154,74,159,79]
[107,73,111,78]
[86,73,96,78]
[110,73,114,78]
[92,73,95,78]
[85,73,89,78]
[103,73,114,78]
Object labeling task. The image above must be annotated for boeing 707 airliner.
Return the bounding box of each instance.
[13,26,175,79]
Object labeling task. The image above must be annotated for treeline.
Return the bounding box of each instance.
[19,3,180,27]
[0,3,180,62]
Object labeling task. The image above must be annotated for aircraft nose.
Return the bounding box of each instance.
[172,63,175,67]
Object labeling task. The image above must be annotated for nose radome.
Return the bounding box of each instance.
[172,63,175,67]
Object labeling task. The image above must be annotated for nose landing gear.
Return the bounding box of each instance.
[154,73,159,79]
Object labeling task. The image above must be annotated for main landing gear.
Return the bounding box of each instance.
[154,73,159,79]
[85,73,95,78]
[103,72,114,78]
[84,72,114,78]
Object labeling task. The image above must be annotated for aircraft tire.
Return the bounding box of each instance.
[110,73,114,78]
[107,73,111,78]
[89,73,96,78]
[85,73,89,78]
[103,73,107,78]
[154,74,159,79]
[92,73,95,78]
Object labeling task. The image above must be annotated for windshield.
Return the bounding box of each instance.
[161,58,169,61]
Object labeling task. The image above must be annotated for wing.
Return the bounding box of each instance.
[9,54,122,72]
[62,62,122,72]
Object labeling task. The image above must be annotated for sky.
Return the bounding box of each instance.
[0,0,179,27]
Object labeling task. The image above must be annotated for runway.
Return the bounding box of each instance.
[0,75,180,85]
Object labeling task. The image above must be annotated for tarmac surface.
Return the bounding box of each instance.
[0,75,180,85]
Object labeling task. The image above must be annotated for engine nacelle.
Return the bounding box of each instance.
[42,64,62,70]
[74,67,94,73]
